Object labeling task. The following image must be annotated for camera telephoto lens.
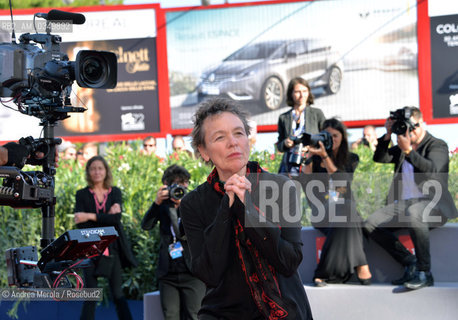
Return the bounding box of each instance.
[309,131,333,151]
[391,121,408,135]
[75,50,117,89]
[168,184,187,201]
[82,58,104,84]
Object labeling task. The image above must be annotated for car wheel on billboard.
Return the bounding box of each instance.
[325,66,342,94]
[261,76,284,110]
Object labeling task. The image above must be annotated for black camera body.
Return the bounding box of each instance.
[163,184,187,206]
[288,131,333,166]
[390,107,416,135]
[168,184,187,201]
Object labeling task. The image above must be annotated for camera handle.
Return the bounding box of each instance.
[20,33,62,57]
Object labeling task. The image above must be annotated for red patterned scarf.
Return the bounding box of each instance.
[207,161,294,319]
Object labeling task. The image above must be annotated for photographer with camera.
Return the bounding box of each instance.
[351,125,379,152]
[303,118,372,286]
[141,164,205,320]
[364,107,457,290]
[276,77,325,175]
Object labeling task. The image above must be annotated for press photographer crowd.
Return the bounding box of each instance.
[1,7,458,320]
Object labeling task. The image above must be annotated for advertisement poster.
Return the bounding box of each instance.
[56,38,160,136]
[166,0,419,129]
[0,8,159,141]
[430,14,458,118]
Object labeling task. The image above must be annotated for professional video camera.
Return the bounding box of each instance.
[0,10,116,122]
[289,131,333,166]
[0,9,118,288]
[389,107,417,135]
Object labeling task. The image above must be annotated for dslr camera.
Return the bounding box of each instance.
[389,107,416,135]
[163,184,187,206]
[289,131,333,166]
[168,183,187,201]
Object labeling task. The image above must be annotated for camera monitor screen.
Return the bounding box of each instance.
[38,227,118,272]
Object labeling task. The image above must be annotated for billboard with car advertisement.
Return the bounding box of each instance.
[166,0,419,130]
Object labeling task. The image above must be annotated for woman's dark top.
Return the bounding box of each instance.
[180,164,312,320]
[74,186,137,269]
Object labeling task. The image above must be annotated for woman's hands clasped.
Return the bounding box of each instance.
[224,174,251,207]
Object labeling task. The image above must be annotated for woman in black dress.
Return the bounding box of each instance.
[303,118,372,286]
[180,98,312,320]
[74,155,137,320]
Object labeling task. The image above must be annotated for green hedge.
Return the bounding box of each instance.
[0,143,456,300]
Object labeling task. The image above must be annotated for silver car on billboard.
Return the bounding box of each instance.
[197,38,343,110]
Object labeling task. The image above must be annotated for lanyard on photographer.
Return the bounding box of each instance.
[169,207,180,243]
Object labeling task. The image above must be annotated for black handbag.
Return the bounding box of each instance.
[93,255,114,277]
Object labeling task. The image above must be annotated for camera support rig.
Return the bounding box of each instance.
[0,98,68,248]
[33,120,62,250]
[0,9,118,288]
[1,100,119,288]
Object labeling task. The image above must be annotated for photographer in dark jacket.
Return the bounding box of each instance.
[364,107,457,290]
[141,164,205,320]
